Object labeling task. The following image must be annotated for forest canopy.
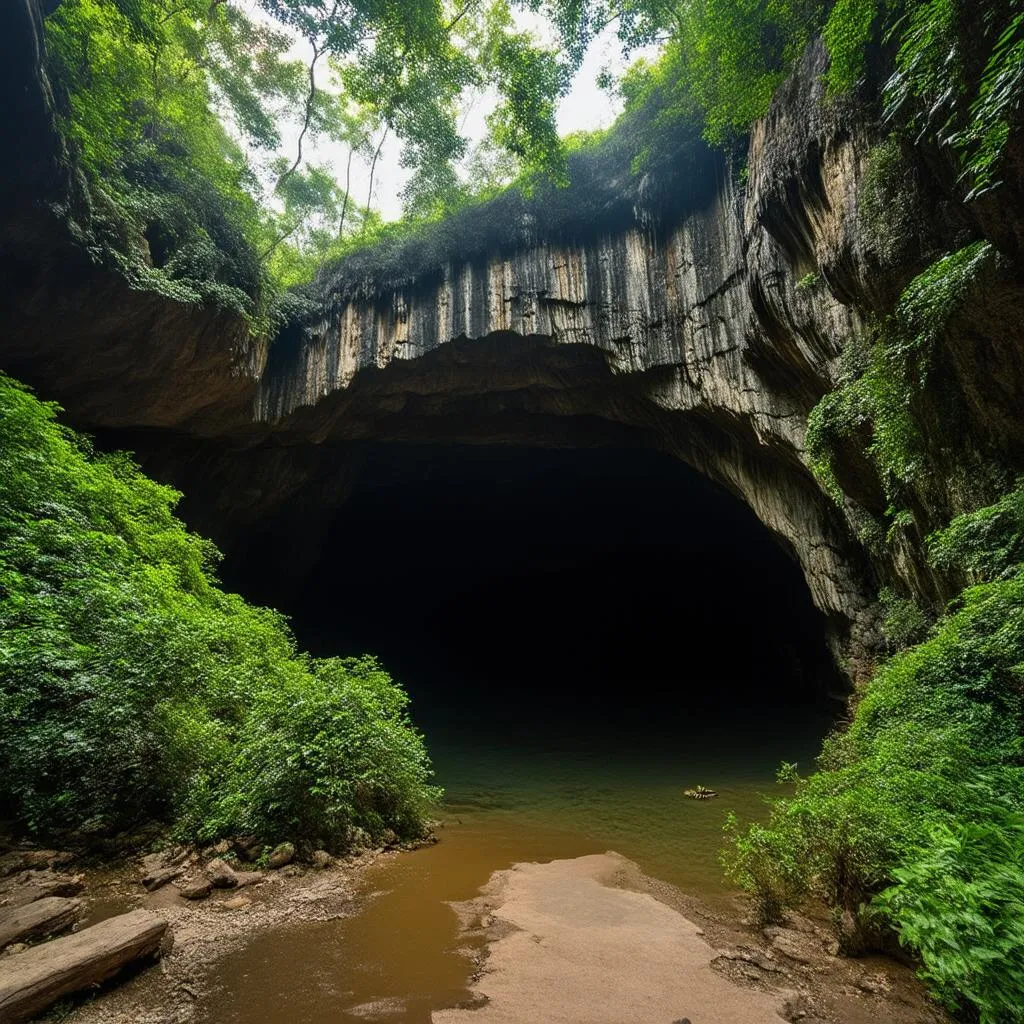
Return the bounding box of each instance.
[43,0,1024,324]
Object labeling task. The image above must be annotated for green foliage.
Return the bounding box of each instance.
[727,482,1024,1021]
[0,374,438,846]
[930,479,1024,580]
[955,11,1024,198]
[43,0,593,317]
[885,0,1024,199]
[611,0,821,149]
[822,0,882,93]
[46,0,299,322]
[890,241,994,366]
[857,137,927,268]
[878,586,929,649]
[806,243,993,502]
[876,809,1024,1024]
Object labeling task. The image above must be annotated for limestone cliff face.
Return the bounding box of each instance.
[252,41,880,669]
[5,8,1023,679]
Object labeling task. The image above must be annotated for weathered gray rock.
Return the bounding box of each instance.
[231,836,263,863]
[233,871,265,889]
[764,926,818,965]
[175,877,213,901]
[141,865,183,892]
[20,851,73,872]
[204,858,238,889]
[310,850,334,869]
[266,843,295,870]
[0,871,86,909]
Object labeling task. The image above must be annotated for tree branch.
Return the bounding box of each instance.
[277,0,340,189]
[339,145,355,237]
[362,125,390,233]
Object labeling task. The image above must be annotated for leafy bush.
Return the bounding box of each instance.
[877,807,1024,1024]
[878,586,929,649]
[930,477,1024,579]
[726,483,1024,1020]
[0,374,438,847]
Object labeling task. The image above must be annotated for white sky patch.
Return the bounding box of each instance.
[236,3,658,221]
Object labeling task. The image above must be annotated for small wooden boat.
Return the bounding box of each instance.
[683,785,718,800]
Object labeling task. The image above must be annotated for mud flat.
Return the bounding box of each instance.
[435,852,787,1024]
[435,852,949,1024]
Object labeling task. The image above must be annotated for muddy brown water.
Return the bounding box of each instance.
[200,709,834,1023]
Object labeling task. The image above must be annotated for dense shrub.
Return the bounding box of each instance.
[725,487,1024,1021]
[0,374,438,847]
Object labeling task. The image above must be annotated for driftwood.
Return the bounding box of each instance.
[0,909,168,1023]
[0,897,84,949]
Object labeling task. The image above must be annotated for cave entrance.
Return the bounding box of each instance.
[223,442,841,737]
[204,443,846,1023]
[220,442,841,897]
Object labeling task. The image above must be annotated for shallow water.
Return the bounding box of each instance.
[204,706,834,1023]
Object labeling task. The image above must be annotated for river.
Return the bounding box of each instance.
[203,705,835,1023]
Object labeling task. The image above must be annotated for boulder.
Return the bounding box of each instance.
[764,926,819,965]
[141,865,182,892]
[221,895,251,911]
[231,836,263,863]
[20,851,74,871]
[266,843,295,869]
[0,871,85,909]
[204,858,238,889]
[233,871,264,889]
[0,853,25,878]
[311,850,333,869]
[176,877,213,901]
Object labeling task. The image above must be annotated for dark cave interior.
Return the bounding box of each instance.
[219,444,844,737]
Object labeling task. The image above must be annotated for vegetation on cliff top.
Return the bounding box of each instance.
[44,0,1022,326]
[0,374,438,848]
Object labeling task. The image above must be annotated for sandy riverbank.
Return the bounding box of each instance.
[435,852,948,1024]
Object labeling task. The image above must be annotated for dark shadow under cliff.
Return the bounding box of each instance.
[219,444,843,733]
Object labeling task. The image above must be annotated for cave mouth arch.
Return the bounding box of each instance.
[219,442,845,739]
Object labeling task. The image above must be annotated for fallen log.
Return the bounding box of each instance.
[0,909,168,1023]
[0,897,84,949]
